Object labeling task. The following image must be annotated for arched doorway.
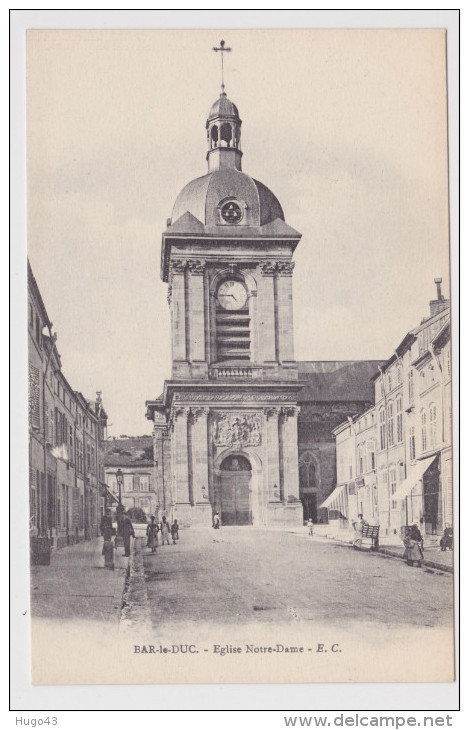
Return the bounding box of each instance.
[220,454,252,525]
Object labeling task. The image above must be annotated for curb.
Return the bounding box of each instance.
[377,546,454,574]
[306,532,454,574]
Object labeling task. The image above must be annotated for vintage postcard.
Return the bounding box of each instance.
[25,27,455,686]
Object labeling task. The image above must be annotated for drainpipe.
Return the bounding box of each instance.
[42,328,56,539]
[378,366,391,533]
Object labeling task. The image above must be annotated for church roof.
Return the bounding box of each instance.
[298,360,385,403]
[208,92,239,120]
[170,169,285,229]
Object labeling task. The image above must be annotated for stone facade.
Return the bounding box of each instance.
[145,89,383,527]
[28,260,108,548]
[103,437,157,517]
[146,89,303,526]
[331,282,452,538]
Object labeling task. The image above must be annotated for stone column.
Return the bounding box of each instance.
[170,260,188,374]
[187,260,206,372]
[171,407,191,523]
[259,262,277,363]
[276,262,295,363]
[265,407,281,501]
[190,407,212,525]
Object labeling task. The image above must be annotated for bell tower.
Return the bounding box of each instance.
[146,43,304,528]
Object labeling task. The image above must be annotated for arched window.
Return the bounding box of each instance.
[220,122,232,147]
[299,452,317,492]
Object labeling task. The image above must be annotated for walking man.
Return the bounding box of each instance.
[122,511,135,557]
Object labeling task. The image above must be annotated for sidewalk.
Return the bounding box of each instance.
[30,537,129,625]
[289,525,454,573]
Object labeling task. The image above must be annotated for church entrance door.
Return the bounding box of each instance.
[220,455,252,526]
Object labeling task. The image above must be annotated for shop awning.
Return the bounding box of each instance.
[320,484,346,509]
[394,455,437,502]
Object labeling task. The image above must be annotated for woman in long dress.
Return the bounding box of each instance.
[404,524,424,567]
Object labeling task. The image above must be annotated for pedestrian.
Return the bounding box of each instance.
[171,519,179,544]
[440,524,453,551]
[431,514,438,535]
[352,514,367,550]
[307,518,314,537]
[100,508,115,569]
[100,508,114,544]
[160,516,171,545]
[147,515,158,553]
[122,510,135,557]
[403,523,424,567]
[213,511,220,529]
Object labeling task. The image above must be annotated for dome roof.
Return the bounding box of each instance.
[208,92,240,121]
[171,169,284,228]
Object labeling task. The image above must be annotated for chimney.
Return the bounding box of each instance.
[429,277,449,317]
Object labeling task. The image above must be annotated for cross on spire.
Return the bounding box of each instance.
[212,39,231,93]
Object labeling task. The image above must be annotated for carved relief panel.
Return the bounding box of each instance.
[212,412,262,448]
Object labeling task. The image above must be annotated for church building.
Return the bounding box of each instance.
[146,63,383,527]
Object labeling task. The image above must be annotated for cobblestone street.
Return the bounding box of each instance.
[143,527,453,631]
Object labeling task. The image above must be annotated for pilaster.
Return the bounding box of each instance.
[170,260,189,377]
[187,259,207,374]
[276,262,295,363]
[259,261,277,363]
[264,407,281,501]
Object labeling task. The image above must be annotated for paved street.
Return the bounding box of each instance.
[143,527,453,631]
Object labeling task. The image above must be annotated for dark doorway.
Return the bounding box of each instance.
[220,455,252,526]
[301,493,317,522]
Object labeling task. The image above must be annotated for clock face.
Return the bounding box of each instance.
[217,280,248,310]
[220,200,243,224]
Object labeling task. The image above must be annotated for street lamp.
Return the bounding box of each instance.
[115,468,124,548]
[116,468,123,505]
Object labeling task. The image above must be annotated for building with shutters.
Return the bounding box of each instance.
[28,261,108,548]
[103,436,157,517]
[330,280,452,538]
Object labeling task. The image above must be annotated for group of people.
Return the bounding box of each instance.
[146,516,179,552]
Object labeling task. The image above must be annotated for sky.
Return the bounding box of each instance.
[26,28,451,437]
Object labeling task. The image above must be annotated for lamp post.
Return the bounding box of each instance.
[116,468,123,505]
[115,468,124,548]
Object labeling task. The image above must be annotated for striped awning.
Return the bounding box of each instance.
[393,455,437,502]
[320,484,346,510]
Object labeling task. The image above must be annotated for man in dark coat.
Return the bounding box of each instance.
[122,511,135,557]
